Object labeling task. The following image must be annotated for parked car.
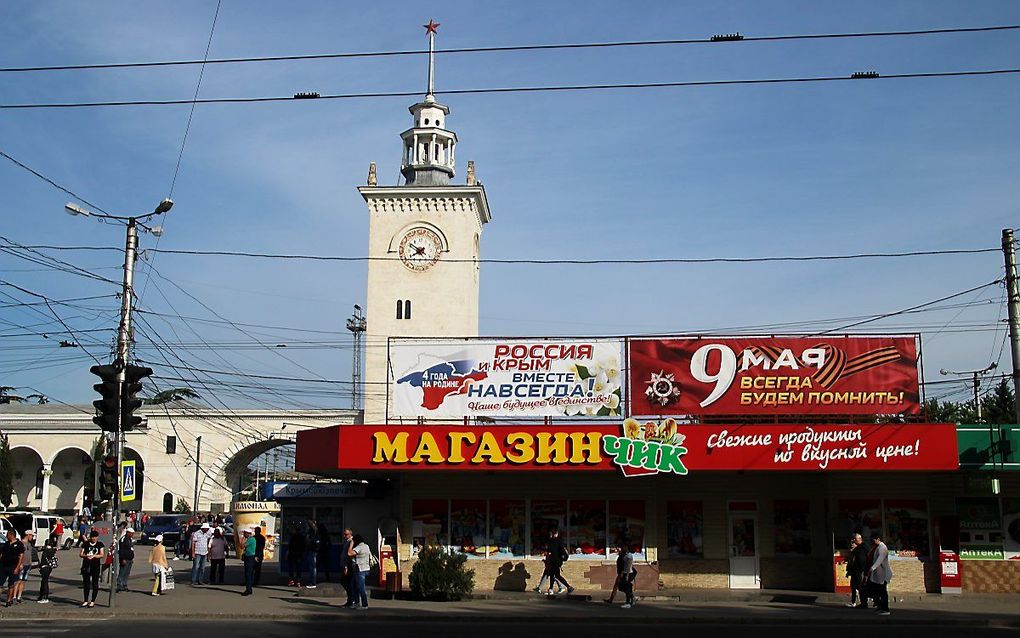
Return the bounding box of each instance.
[139,514,188,546]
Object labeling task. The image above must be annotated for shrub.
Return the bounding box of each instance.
[408,545,475,601]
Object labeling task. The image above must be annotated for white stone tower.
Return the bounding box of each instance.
[359,20,491,423]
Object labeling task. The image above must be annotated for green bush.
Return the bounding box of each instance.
[408,546,475,601]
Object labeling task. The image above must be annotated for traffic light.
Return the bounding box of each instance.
[121,364,153,431]
[90,364,120,432]
[98,455,117,502]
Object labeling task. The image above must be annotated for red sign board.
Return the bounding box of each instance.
[295,422,958,474]
[629,336,920,416]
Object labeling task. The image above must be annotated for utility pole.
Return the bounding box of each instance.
[346,305,367,411]
[193,435,202,513]
[1003,228,1020,425]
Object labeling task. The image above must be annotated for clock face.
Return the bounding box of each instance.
[398,227,442,272]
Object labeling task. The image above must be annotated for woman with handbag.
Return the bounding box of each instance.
[37,538,57,604]
[347,534,374,609]
[148,535,169,596]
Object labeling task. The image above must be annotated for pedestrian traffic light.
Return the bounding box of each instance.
[121,364,153,431]
[98,455,117,502]
[90,364,120,432]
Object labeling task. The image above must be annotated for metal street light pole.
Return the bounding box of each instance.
[65,198,172,608]
[1002,228,1020,425]
[941,362,1000,494]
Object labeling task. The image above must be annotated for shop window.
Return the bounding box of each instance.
[412,499,449,553]
[569,500,607,557]
[165,436,176,454]
[774,500,812,556]
[836,499,882,544]
[488,500,526,558]
[666,501,704,558]
[530,499,566,556]
[450,499,486,558]
[884,499,929,558]
[609,500,646,558]
[956,497,1005,559]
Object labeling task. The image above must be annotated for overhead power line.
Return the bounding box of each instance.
[1,24,1016,73]
[4,242,1001,265]
[0,150,112,216]
[2,68,1018,110]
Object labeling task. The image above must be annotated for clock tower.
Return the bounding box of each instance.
[358,20,491,423]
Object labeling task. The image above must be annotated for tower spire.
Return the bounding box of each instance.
[424,19,440,102]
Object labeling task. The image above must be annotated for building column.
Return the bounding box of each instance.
[40,464,53,511]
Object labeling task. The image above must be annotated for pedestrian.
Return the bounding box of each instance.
[544,529,574,595]
[241,529,256,596]
[347,533,373,609]
[614,543,637,609]
[316,521,332,583]
[867,531,892,616]
[37,537,57,604]
[208,527,227,585]
[75,517,88,548]
[12,530,36,604]
[287,526,307,587]
[117,527,136,592]
[79,529,105,608]
[52,517,65,547]
[846,533,869,609]
[253,526,266,587]
[533,554,564,595]
[148,535,169,596]
[191,522,211,585]
[305,519,319,589]
[340,528,355,608]
[2,529,24,607]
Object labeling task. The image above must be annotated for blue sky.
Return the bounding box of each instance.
[1,0,1018,409]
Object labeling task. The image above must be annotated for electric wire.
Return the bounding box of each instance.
[1,24,1016,73]
[3,68,1018,110]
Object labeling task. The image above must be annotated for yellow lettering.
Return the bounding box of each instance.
[536,432,570,464]
[471,432,507,464]
[568,432,603,464]
[447,431,477,463]
[373,432,409,463]
[505,432,536,464]
[410,432,444,464]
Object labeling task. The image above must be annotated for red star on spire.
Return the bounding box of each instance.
[424,19,440,35]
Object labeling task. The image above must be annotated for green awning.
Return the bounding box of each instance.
[957,424,1019,471]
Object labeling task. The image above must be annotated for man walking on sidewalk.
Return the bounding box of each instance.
[241,529,256,596]
[846,533,869,608]
[545,529,573,596]
[867,531,892,616]
[191,523,211,585]
[340,528,355,607]
[117,527,136,592]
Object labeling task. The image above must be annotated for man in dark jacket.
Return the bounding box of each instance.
[253,527,266,586]
[340,528,355,608]
[287,527,306,586]
[845,533,869,608]
[545,529,574,595]
[116,527,136,592]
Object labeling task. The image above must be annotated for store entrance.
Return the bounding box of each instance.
[728,502,760,589]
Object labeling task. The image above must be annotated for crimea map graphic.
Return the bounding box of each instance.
[396,359,488,410]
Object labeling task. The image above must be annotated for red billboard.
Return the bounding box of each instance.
[629,336,920,416]
[294,422,958,475]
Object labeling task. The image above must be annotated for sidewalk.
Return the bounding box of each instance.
[2,557,1018,626]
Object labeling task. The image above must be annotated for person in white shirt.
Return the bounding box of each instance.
[190,523,212,586]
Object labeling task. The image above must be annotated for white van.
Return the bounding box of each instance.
[0,512,74,549]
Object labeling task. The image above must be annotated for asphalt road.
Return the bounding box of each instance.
[3,618,1019,638]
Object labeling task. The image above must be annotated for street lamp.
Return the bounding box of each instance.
[941,362,1000,493]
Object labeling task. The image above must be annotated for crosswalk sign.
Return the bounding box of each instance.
[121,460,136,502]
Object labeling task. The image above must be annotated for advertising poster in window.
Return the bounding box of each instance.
[488,500,526,558]
[390,338,624,418]
[884,499,930,557]
[530,500,566,556]
[569,500,607,557]
[666,501,704,558]
[1003,498,1020,560]
[450,499,486,558]
[411,499,448,553]
[774,500,812,556]
[957,498,1004,560]
[629,336,920,416]
[609,501,646,558]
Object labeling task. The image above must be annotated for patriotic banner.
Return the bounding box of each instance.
[390,339,624,418]
[295,422,958,473]
[629,336,920,416]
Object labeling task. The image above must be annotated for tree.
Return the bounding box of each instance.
[144,388,200,405]
[0,387,24,405]
[174,497,192,514]
[981,379,1016,424]
[0,432,13,507]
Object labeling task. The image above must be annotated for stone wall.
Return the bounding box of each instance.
[403,557,660,592]
[760,558,830,591]
[962,561,1020,594]
[658,559,728,589]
